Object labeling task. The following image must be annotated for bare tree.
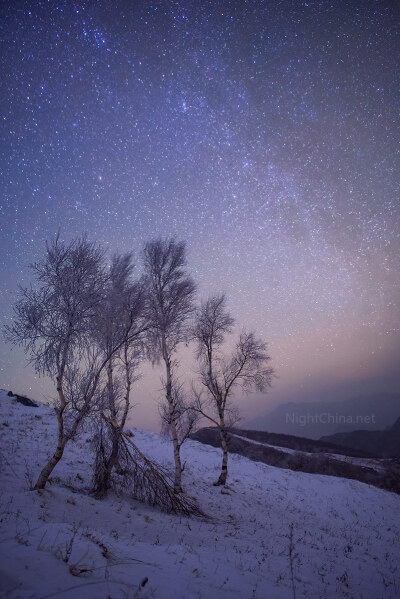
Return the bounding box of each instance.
[5,235,107,489]
[143,238,196,493]
[92,253,147,497]
[193,294,274,485]
[5,235,148,491]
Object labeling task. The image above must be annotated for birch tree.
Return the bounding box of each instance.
[5,235,106,489]
[93,253,147,496]
[143,238,196,493]
[193,294,274,485]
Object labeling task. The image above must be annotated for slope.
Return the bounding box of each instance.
[0,389,399,599]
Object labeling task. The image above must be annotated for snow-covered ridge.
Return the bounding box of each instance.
[1,389,399,598]
[230,432,387,471]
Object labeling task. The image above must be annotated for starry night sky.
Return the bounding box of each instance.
[1,0,399,430]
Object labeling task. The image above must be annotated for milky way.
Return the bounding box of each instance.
[1,1,399,428]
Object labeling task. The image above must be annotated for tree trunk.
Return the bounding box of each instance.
[170,414,183,493]
[34,375,68,490]
[97,357,121,493]
[108,356,120,472]
[162,337,183,493]
[167,377,183,493]
[216,426,229,486]
[34,436,67,489]
[120,341,131,430]
[102,425,121,494]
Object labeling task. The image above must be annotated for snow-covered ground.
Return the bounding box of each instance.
[0,389,399,599]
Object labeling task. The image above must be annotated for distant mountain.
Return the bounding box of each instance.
[392,416,400,433]
[227,427,372,457]
[321,417,400,458]
[246,393,400,439]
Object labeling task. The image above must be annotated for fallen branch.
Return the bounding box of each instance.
[103,417,207,518]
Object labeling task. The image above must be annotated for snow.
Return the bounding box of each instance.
[231,432,301,454]
[1,389,399,599]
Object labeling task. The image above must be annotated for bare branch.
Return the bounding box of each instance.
[94,417,206,517]
[192,293,274,485]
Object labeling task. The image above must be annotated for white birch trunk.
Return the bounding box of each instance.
[216,415,229,486]
[162,337,183,493]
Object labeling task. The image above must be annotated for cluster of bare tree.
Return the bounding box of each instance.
[6,234,273,512]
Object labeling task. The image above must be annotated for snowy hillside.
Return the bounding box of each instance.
[0,389,399,599]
